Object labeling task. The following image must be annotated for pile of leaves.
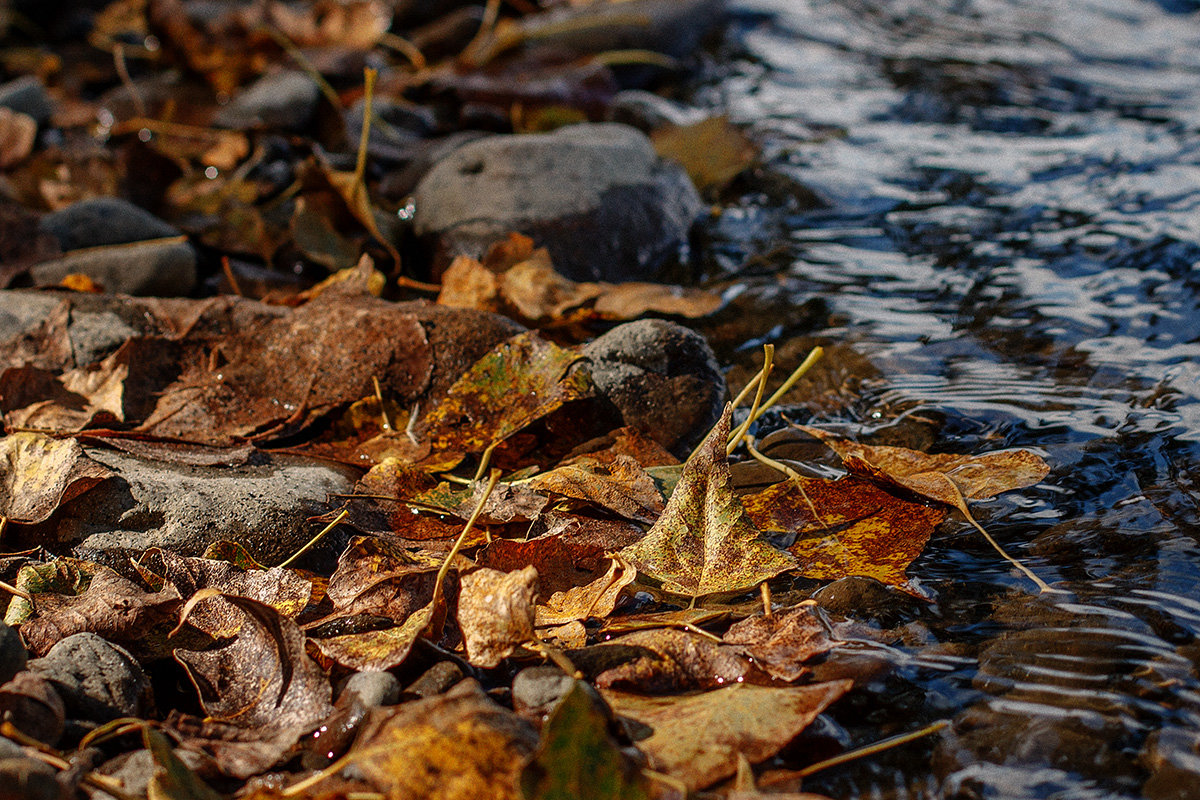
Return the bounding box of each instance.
[0,1,1053,797]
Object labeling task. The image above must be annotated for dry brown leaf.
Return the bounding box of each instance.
[604,680,852,791]
[0,433,113,524]
[458,566,539,668]
[0,107,36,169]
[651,115,758,192]
[536,555,637,626]
[529,455,665,523]
[307,605,434,672]
[587,627,749,693]
[325,536,458,620]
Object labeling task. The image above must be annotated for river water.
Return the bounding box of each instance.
[691,0,1200,796]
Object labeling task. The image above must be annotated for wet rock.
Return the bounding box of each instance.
[30,633,150,721]
[29,239,197,296]
[213,70,321,131]
[0,76,53,126]
[412,123,703,282]
[511,0,726,59]
[811,576,923,627]
[38,197,180,252]
[511,666,574,719]
[0,622,26,684]
[342,670,402,707]
[582,319,725,455]
[56,449,357,569]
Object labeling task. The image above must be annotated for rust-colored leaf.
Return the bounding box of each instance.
[604,681,852,791]
[349,679,538,800]
[0,433,113,524]
[458,566,539,668]
[325,537,457,621]
[619,406,796,599]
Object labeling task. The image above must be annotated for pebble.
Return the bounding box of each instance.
[0,76,52,126]
[213,70,321,131]
[0,623,26,685]
[412,122,703,282]
[38,197,180,252]
[29,238,197,296]
[29,633,150,721]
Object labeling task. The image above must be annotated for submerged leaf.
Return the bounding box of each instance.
[723,603,837,683]
[620,406,796,599]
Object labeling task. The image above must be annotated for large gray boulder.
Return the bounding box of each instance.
[412,123,703,283]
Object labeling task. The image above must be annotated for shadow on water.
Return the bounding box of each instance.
[694,0,1200,796]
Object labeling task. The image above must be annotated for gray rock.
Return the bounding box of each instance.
[511,666,574,719]
[29,239,197,296]
[30,633,149,722]
[605,90,707,132]
[60,449,357,568]
[341,670,401,707]
[403,661,464,699]
[511,0,725,59]
[38,197,180,252]
[0,623,26,685]
[582,319,725,454]
[66,311,138,366]
[0,757,61,800]
[346,98,435,163]
[412,123,703,282]
[213,71,320,131]
[0,76,53,125]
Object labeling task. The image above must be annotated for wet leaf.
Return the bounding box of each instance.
[478,531,612,597]
[0,670,65,745]
[723,603,837,682]
[19,566,181,658]
[521,680,649,800]
[349,679,538,800]
[799,426,1051,510]
[458,566,539,668]
[742,477,947,591]
[620,406,797,599]
[0,433,113,524]
[173,593,332,735]
[537,555,637,626]
[529,455,665,523]
[604,680,852,791]
[420,331,591,457]
[651,115,757,192]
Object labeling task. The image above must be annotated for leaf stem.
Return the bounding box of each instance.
[277,509,348,569]
[795,719,950,778]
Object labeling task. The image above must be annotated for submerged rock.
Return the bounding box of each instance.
[412,123,703,283]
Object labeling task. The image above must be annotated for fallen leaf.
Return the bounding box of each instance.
[529,455,665,523]
[325,537,454,620]
[0,670,65,745]
[143,726,223,800]
[521,679,649,800]
[18,566,181,658]
[604,680,852,791]
[349,679,538,800]
[478,531,611,597]
[742,477,947,591]
[587,628,749,693]
[164,711,303,780]
[3,557,100,626]
[723,603,837,682]
[307,604,433,672]
[536,555,637,626]
[651,115,758,192]
[620,406,797,599]
[420,331,591,458]
[174,593,332,741]
[0,433,113,524]
[798,426,1050,509]
[458,566,539,668]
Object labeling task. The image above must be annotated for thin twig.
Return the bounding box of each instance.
[795,720,950,778]
[277,510,348,569]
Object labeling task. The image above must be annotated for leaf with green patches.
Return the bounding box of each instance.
[521,680,649,800]
[619,406,796,599]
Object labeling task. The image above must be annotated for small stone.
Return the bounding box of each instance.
[214,71,320,131]
[30,633,150,721]
[412,123,703,282]
[582,319,725,455]
[403,661,464,699]
[0,757,61,800]
[0,623,26,684]
[342,670,402,707]
[0,76,52,125]
[511,665,574,719]
[38,197,181,252]
[29,239,197,297]
[0,671,65,745]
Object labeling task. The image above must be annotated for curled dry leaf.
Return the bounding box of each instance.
[0,433,113,524]
[4,557,99,626]
[458,566,539,669]
[308,604,434,672]
[348,679,538,800]
[604,680,853,791]
[520,679,649,800]
[650,115,758,192]
[588,627,749,693]
[723,603,837,682]
[536,555,637,627]
[325,537,454,620]
[0,670,65,745]
[173,593,332,738]
[620,406,797,599]
[529,455,665,523]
